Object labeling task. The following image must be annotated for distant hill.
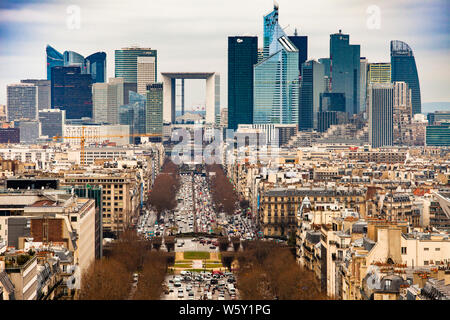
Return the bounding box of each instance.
[422,102,450,114]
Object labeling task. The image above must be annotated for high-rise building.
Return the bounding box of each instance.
[359,58,368,112]
[46,45,64,81]
[115,47,157,84]
[20,80,51,111]
[255,6,299,126]
[368,63,391,84]
[329,30,360,115]
[92,78,124,124]
[254,36,299,125]
[299,60,325,130]
[220,108,228,128]
[368,83,394,148]
[51,66,93,119]
[119,91,146,144]
[263,4,279,58]
[427,111,450,125]
[426,123,450,146]
[391,40,421,115]
[288,30,308,75]
[39,108,66,139]
[7,83,38,122]
[228,36,258,130]
[47,46,106,83]
[14,120,41,144]
[137,56,156,95]
[393,81,412,145]
[0,128,20,143]
[85,52,107,83]
[146,83,163,140]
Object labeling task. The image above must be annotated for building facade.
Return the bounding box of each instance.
[7,83,38,122]
[368,83,394,148]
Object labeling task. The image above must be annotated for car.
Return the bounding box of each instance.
[178,291,184,298]
[218,296,225,300]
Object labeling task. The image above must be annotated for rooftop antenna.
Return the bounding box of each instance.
[274,0,279,10]
[294,28,298,36]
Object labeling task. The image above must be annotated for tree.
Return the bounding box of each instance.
[221,252,235,271]
[231,236,241,252]
[218,236,230,252]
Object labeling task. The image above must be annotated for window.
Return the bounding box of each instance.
[424,248,429,251]
[401,247,407,255]
[71,216,77,222]
[435,248,440,251]
[424,261,429,265]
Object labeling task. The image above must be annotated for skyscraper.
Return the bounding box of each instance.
[146,83,163,140]
[391,40,421,115]
[329,31,360,115]
[46,45,64,81]
[85,52,107,83]
[368,63,391,84]
[393,81,412,145]
[228,36,258,130]
[115,47,157,84]
[137,56,157,95]
[20,79,51,111]
[288,30,308,75]
[14,120,41,144]
[254,6,299,125]
[299,60,325,130]
[92,78,124,124]
[119,91,146,144]
[359,58,368,112]
[46,45,106,83]
[7,83,38,122]
[39,108,66,139]
[51,66,93,119]
[368,83,394,148]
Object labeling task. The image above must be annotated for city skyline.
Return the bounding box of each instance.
[0,0,449,109]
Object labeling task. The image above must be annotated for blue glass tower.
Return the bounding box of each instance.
[288,32,308,76]
[46,45,64,81]
[119,91,146,144]
[64,50,87,72]
[299,60,325,130]
[391,40,421,115]
[329,31,360,115]
[228,36,258,130]
[255,6,299,125]
[85,52,107,83]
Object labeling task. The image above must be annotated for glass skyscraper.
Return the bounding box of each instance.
[119,91,146,144]
[85,52,107,83]
[368,83,394,148]
[51,66,93,119]
[288,33,308,75]
[329,31,360,115]
[7,83,38,122]
[146,83,163,141]
[115,47,157,84]
[228,36,258,130]
[46,45,106,83]
[299,60,325,130]
[391,40,421,115]
[46,45,64,81]
[254,6,299,125]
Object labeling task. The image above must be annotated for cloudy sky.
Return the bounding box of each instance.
[0,0,449,110]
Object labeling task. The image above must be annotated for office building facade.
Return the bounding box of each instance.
[288,33,308,75]
[393,81,412,145]
[368,83,394,148]
[391,40,421,115]
[51,66,93,119]
[46,45,64,81]
[299,60,325,130]
[359,58,368,112]
[92,78,124,124]
[119,91,147,144]
[228,36,258,130]
[0,128,20,144]
[115,47,157,84]
[426,124,450,146]
[20,80,51,111]
[368,63,391,84]
[7,83,38,122]
[146,83,163,139]
[85,52,107,83]
[14,120,41,144]
[137,56,156,95]
[329,31,360,115]
[39,109,66,139]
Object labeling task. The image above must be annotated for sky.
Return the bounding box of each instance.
[0,0,449,110]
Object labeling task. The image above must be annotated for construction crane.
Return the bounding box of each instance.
[53,126,162,164]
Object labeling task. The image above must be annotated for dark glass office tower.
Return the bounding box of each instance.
[329,31,360,115]
[228,36,258,130]
[64,50,87,72]
[51,66,93,119]
[85,52,107,83]
[46,45,64,81]
[288,34,308,75]
[391,40,421,115]
[299,60,325,131]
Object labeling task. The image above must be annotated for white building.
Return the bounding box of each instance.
[137,56,156,95]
